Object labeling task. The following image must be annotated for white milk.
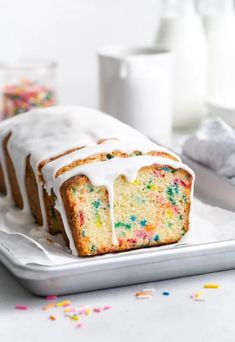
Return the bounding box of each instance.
[156,15,207,130]
[203,14,235,108]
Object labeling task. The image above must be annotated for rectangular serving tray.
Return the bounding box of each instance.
[1,238,235,296]
[181,153,235,212]
[1,153,235,296]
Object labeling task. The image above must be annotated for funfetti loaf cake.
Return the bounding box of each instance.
[0,105,194,256]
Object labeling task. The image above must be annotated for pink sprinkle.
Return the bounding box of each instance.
[103,305,111,310]
[93,307,101,313]
[76,323,83,329]
[46,295,58,301]
[15,305,28,310]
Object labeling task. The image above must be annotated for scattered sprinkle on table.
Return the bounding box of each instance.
[162,291,170,296]
[57,300,71,307]
[43,302,56,311]
[135,291,154,299]
[76,323,83,329]
[103,305,112,310]
[93,307,101,313]
[49,315,56,321]
[204,283,220,289]
[15,305,28,310]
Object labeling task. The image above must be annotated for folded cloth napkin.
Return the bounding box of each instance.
[183,118,235,183]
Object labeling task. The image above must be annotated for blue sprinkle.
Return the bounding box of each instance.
[162,291,170,296]
[130,215,137,222]
[140,219,147,227]
[92,200,100,209]
[153,234,160,241]
[162,167,170,172]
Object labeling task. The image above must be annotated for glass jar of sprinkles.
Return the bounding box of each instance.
[0,59,57,120]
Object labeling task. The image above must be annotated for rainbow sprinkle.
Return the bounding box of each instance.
[204,283,220,289]
[15,305,28,310]
[135,289,155,299]
[43,302,56,311]
[103,305,111,310]
[57,300,71,307]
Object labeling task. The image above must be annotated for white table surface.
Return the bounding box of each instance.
[0,261,235,342]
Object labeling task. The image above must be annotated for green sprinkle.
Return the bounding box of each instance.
[87,185,94,192]
[71,186,78,195]
[167,187,174,197]
[91,244,96,252]
[134,151,142,156]
[168,222,173,228]
[115,222,131,230]
[179,214,183,220]
[182,194,187,203]
[106,153,114,159]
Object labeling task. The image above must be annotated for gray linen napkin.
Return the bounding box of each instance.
[183,118,235,183]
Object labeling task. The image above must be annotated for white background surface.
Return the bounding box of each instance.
[1,261,235,342]
[0,0,161,107]
[0,1,235,341]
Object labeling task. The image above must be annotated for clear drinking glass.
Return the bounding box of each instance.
[0,59,57,120]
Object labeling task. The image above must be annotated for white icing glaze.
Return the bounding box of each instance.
[0,105,194,256]
[0,105,151,224]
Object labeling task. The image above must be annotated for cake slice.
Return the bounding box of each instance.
[43,154,193,256]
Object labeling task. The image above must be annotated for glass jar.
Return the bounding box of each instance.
[0,59,57,120]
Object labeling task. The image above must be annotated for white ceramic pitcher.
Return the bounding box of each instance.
[98,46,172,145]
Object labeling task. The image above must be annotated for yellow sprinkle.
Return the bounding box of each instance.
[195,291,203,298]
[131,180,141,186]
[149,184,158,191]
[64,307,72,313]
[166,209,173,219]
[204,284,220,289]
[85,308,92,316]
[95,214,102,228]
[71,315,80,321]
[57,300,71,307]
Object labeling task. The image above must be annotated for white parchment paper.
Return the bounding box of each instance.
[0,197,235,266]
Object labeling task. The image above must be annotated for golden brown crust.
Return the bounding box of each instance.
[0,161,6,195]
[3,133,23,209]
[25,155,43,225]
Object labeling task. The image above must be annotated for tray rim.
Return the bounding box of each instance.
[1,238,235,279]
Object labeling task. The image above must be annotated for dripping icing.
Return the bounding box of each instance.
[43,156,194,256]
